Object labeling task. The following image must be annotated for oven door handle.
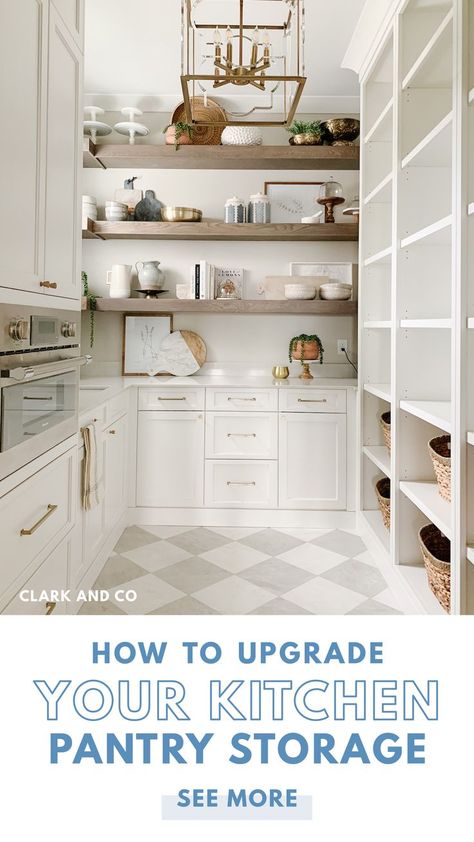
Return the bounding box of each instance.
[1,355,92,382]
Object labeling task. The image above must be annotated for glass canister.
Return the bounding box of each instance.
[225,196,247,223]
[248,192,271,223]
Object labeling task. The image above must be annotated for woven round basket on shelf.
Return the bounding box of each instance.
[171,97,226,145]
[418,523,451,612]
[379,411,391,453]
[428,435,451,501]
[375,477,390,530]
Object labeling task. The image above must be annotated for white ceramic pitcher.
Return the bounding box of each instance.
[135,260,165,290]
[106,264,132,298]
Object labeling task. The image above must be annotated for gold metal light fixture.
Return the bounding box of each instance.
[181,0,307,126]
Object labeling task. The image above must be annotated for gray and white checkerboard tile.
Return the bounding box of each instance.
[88,525,404,615]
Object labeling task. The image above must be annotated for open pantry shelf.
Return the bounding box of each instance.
[401,111,453,168]
[400,481,451,538]
[401,7,453,90]
[400,214,452,248]
[363,383,391,402]
[400,399,451,432]
[398,565,445,615]
[364,172,392,204]
[399,319,451,328]
[83,142,360,171]
[364,246,392,266]
[91,298,358,315]
[81,220,359,242]
[364,98,393,143]
[363,445,391,476]
[363,321,391,328]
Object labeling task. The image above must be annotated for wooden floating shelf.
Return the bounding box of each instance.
[83,137,105,169]
[92,298,358,315]
[82,220,359,242]
[82,143,360,171]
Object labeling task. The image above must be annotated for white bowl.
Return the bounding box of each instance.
[284,284,316,300]
[176,284,193,300]
[319,283,352,300]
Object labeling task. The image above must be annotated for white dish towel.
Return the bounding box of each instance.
[81,420,103,511]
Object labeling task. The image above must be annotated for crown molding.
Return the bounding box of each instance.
[342,0,401,79]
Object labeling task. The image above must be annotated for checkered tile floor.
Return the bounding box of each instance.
[79,526,403,616]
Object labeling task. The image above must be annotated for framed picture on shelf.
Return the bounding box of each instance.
[264,181,323,223]
[122,313,173,375]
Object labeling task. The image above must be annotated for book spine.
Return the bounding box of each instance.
[199,261,207,300]
[195,263,200,299]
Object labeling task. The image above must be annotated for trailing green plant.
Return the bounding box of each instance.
[163,121,195,150]
[286,120,322,137]
[82,271,97,348]
[289,333,325,366]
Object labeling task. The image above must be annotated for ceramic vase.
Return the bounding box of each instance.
[221,126,263,146]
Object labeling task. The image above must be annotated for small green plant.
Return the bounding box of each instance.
[287,120,323,137]
[289,333,324,366]
[164,121,195,150]
[82,271,97,348]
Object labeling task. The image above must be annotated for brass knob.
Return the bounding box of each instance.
[40,280,58,289]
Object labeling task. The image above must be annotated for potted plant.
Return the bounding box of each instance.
[289,333,324,379]
[286,120,323,146]
[82,271,98,348]
[163,121,194,150]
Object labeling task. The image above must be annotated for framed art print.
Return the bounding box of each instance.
[264,181,323,222]
[122,314,173,375]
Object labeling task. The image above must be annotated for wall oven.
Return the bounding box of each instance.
[0,303,90,481]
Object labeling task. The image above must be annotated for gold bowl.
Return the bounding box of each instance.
[272,365,290,380]
[161,206,203,222]
[289,132,323,146]
[321,118,360,145]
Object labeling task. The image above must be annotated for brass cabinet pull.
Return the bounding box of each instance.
[24,395,53,401]
[20,504,58,536]
[227,481,256,486]
[228,397,256,401]
[108,429,116,435]
[227,433,256,437]
[297,398,328,403]
[158,396,186,401]
[45,601,57,616]
[40,280,58,289]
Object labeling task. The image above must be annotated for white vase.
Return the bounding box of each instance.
[221,126,263,146]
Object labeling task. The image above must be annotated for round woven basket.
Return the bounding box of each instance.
[418,523,451,612]
[379,411,391,454]
[172,97,226,145]
[375,477,390,530]
[428,435,451,501]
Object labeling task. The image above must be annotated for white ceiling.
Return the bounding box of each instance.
[84,0,364,113]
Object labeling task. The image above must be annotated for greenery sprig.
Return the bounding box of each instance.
[163,121,195,150]
[289,333,324,366]
[82,271,97,348]
[287,120,322,137]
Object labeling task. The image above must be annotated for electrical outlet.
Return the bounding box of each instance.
[337,339,348,355]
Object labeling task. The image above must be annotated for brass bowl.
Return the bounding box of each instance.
[289,132,323,146]
[321,118,360,145]
[272,365,290,380]
[161,206,202,222]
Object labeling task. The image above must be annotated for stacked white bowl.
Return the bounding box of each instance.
[82,195,97,227]
[319,282,352,301]
[105,201,128,221]
[284,283,317,300]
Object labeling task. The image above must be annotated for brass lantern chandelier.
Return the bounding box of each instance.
[181,0,307,126]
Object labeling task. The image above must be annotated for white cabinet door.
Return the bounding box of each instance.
[51,0,84,48]
[43,4,82,300]
[73,440,106,586]
[3,533,73,615]
[137,411,204,508]
[279,413,347,510]
[104,414,128,532]
[0,0,47,294]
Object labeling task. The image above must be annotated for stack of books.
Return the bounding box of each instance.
[191,261,215,300]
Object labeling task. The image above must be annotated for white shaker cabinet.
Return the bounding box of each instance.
[137,411,205,508]
[104,414,129,532]
[279,413,347,510]
[51,0,84,48]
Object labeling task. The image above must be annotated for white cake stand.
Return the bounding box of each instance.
[83,106,112,143]
[114,108,150,145]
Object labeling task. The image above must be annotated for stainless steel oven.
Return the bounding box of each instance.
[0,303,91,481]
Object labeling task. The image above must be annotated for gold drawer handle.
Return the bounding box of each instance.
[297,398,328,403]
[24,395,53,401]
[228,397,257,401]
[20,504,58,536]
[108,429,116,435]
[227,433,256,438]
[158,396,186,401]
[45,601,57,616]
[40,280,58,289]
[227,481,256,486]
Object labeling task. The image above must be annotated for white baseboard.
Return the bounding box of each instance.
[130,507,357,529]
[68,511,128,614]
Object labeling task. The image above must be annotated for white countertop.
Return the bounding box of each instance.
[79,374,358,416]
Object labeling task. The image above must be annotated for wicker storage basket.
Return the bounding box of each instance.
[375,477,391,530]
[379,411,391,453]
[428,435,451,502]
[418,523,451,612]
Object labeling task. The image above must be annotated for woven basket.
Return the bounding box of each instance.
[428,435,451,501]
[375,477,391,530]
[379,411,391,454]
[418,523,451,612]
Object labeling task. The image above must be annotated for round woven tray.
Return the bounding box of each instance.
[418,523,451,612]
[380,411,391,454]
[375,477,390,530]
[428,435,451,502]
[172,97,226,145]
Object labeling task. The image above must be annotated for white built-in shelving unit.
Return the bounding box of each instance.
[358,0,474,614]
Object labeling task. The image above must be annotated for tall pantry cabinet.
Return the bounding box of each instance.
[0,0,83,303]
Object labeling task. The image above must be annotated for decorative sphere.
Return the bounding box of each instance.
[221,126,263,146]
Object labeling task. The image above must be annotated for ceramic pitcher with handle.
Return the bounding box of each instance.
[106,264,132,298]
[135,260,165,289]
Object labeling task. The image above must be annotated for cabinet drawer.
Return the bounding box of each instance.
[106,390,129,425]
[139,388,204,411]
[206,388,277,412]
[0,448,76,601]
[279,389,346,413]
[3,534,70,615]
[79,404,106,434]
[206,412,277,459]
[205,460,277,508]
